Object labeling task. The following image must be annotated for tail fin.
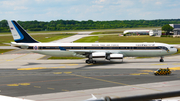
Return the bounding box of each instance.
[8,20,39,43]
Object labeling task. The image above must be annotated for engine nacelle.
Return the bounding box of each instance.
[89,52,106,58]
[21,45,29,49]
[106,54,123,60]
[89,53,123,60]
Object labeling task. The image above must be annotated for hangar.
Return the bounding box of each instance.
[170,24,180,35]
[123,30,161,36]
[123,30,149,35]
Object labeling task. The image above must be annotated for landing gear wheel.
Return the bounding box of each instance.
[104,96,111,101]
[160,59,164,62]
[160,57,164,62]
[85,60,91,64]
[92,60,96,64]
[85,60,96,64]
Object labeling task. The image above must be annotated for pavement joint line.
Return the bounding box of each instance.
[0,53,29,63]
[37,55,47,60]
[68,73,162,92]
[13,53,29,60]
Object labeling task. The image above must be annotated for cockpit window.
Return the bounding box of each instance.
[158,46,169,51]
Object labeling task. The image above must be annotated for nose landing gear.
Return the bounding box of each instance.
[160,56,164,62]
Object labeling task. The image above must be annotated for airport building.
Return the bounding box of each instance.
[149,30,162,36]
[123,30,149,35]
[123,30,161,36]
[169,24,180,35]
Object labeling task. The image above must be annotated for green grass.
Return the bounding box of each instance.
[48,57,84,59]
[32,34,75,42]
[75,35,180,44]
[0,32,11,34]
[0,49,14,54]
[0,36,14,46]
[0,33,75,46]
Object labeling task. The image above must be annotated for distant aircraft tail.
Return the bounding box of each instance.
[7,20,39,43]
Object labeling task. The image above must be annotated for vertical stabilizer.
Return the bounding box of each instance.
[8,20,39,43]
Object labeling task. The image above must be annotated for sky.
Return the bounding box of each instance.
[1,0,180,21]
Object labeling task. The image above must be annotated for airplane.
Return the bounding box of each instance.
[7,20,178,64]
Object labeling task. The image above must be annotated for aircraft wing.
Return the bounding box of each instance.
[70,50,121,58]
[83,90,180,101]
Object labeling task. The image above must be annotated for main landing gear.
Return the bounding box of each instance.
[85,54,97,64]
[85,59,96,64]
[160,56,164,62]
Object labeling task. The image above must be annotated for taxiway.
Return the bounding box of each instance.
[0,51,180,101]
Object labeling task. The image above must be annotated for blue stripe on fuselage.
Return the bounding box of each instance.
[59,46,66,51]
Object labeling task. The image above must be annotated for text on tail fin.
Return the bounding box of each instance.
[8,20,39,43]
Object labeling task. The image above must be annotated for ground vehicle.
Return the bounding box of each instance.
[154,68,171,75]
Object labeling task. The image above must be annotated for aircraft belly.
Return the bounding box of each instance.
[31,50,75,57]
[30,50,171,58]
[123,50,167,57]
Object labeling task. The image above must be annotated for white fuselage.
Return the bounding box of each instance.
[12,42,178,57]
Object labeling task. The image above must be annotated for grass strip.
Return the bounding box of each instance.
[0,33,75,46]
[0,49,14,54]
[75,35,180,44]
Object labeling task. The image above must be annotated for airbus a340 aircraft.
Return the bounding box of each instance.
[8,20,178,64]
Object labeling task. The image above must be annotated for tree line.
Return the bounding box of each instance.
[1,19,180,32]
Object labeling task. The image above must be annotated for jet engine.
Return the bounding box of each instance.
[90,52,106,58]
[89,52,123,60]
[106,54,123,60]
[86,52,123,64]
